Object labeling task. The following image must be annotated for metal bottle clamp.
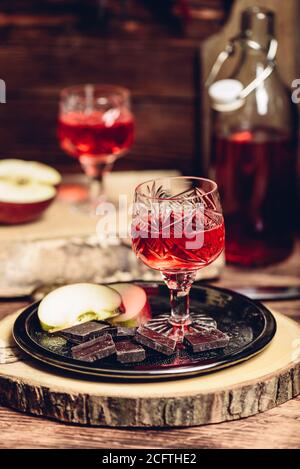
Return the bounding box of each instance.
[206,36,278,101]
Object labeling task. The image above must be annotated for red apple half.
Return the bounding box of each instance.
[0,159,61,224]
[0,180,56,224]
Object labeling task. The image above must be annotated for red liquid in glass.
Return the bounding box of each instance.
[58,110,134,160]
[132,212,225,271]
[214,127,295,266]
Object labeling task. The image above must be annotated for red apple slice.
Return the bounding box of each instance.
[0,159,61,224]
[109,283,151,327]
[0,180,56,224]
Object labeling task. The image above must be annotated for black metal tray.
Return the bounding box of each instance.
[13,282,276,380]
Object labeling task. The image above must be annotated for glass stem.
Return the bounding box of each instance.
[161,271,196,326]
[80,156,114,207]
[89,173,104,206]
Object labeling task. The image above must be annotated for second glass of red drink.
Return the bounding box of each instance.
[58,84,134,212]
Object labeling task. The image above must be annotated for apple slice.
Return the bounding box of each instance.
[109,283,151,327]
[0,180,56,203]
[0,180,56,224]
[0,159,61,224]
[38,283,122,332]
[0,159,61,186]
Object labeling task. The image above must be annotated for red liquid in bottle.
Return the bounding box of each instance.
[58,110,134,161]
[214,126,295,266]
[132,212,225,271]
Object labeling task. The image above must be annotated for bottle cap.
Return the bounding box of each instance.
[208,79,244,111]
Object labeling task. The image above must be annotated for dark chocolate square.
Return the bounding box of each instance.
[71,334,115,362]
[135,326,176,356]
[58,321,111,344]
[115,341,145,363]
[184,327,229,353]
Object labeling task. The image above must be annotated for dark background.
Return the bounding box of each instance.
[0,0,233,174]
[0,0,298,176]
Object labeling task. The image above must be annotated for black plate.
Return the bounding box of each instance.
[13,282,276,380]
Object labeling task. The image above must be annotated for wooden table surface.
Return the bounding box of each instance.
[0,243,300,449]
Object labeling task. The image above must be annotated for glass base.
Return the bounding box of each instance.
[57,180,106,216]
[69,195,106,216]
[145,312,217,342]
[57,182,89,204]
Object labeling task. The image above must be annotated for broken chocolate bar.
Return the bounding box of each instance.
[105,325,118,337]
[71,334,115,362]
[184,327,229,353]
[115,341,145,363]
[135,326,176,356]
[116,326,137,338]
[58,321,111,344]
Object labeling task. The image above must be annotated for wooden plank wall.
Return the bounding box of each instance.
[0,1,297,175]
[0,0,231,174]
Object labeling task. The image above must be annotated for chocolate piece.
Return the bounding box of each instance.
[105,325,118,337]
[115,341,145,363]
[116,326,137,338]
[71,334,115,362]
[135,326,176,356]
[184,327,229,353]
[58,321,110,344]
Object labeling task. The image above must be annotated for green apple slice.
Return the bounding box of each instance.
[38,283,122,332]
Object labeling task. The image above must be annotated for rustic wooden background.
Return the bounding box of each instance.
[0,0,298,175]
[0,0,232,174]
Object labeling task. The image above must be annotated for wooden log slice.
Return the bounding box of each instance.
[0,310,299,427]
